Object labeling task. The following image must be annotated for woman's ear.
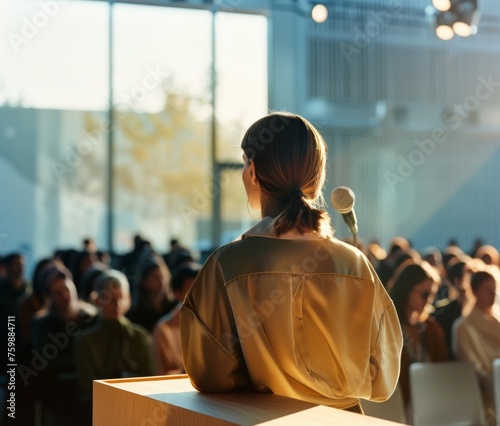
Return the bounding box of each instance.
[249,160,258,186]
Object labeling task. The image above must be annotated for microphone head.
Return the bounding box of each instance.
[330,186,355,214]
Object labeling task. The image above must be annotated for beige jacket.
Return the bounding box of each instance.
[455,306,500,382]
[180,218,403,409]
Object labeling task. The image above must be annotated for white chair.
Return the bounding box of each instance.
[493,358,500,422]
[361,383,407,424]
[410,361,487,426]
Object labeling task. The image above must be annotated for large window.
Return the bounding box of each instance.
[0,0,109,268]
[0,0,268,269]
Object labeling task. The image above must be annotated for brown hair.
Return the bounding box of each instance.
[241,112,332,237]
[388,260,440,325]
[470,270,495,293]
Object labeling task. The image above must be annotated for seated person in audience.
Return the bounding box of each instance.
[127,254,177,333]
[454,269,500,422]
[18,257,53,352]
[153,261,201,375]
[388,259,450,408]
[75,269,155,400]
[0,252,30,321]
[71,249,98,296]
[431,256,475,357]
[31,265,97,425]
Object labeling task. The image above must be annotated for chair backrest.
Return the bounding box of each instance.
[361,383,407,424]
[410,361,487,426]
[493,358,500,422]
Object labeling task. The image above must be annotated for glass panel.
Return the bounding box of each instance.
[0,0,109,110]
[220,168,258,241]
[215,11,268,163]
[215,11,268,243]
[112,4,212,255]
[0,0,109,270]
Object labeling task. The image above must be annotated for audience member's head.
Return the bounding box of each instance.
[136,255,172,297]
[470,269,497,313]
[171,262,201,302]
[96,250,111,265]
[83,237,97,254]
[4,252,26,282]
[367,240,387,266]
[388,260,441,326]
[94,270,131,320]
[394,248,422,270]
[41,264,78,315]
[442,245,465,268]
[445,256,474,304]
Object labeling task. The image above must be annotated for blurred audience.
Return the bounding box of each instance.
[1,234,497,426]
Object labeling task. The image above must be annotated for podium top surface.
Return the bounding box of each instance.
[94,375,403,425]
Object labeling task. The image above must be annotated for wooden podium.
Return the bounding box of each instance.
[93,375,403,425]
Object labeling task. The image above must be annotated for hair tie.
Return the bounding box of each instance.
[288,189,303,199]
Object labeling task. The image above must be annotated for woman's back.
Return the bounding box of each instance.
[181,217,402,408]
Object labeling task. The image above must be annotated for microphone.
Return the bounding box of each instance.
[330,186,358,239]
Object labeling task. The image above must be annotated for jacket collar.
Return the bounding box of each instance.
[241,217,275,239]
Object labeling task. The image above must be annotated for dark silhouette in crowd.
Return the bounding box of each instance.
[18,258,53,352]
[387,259,450,409]
[120,234,149,283]
[126,252,177,333]
[163,238,192,271]
[431,256,475,358]
[71,250,97,295]
[0,253,29,319]
[83,237,97,254]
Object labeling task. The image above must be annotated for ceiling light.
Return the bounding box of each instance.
[311,4,328,23]
[432,0,451,12]
[436,24,455,40]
